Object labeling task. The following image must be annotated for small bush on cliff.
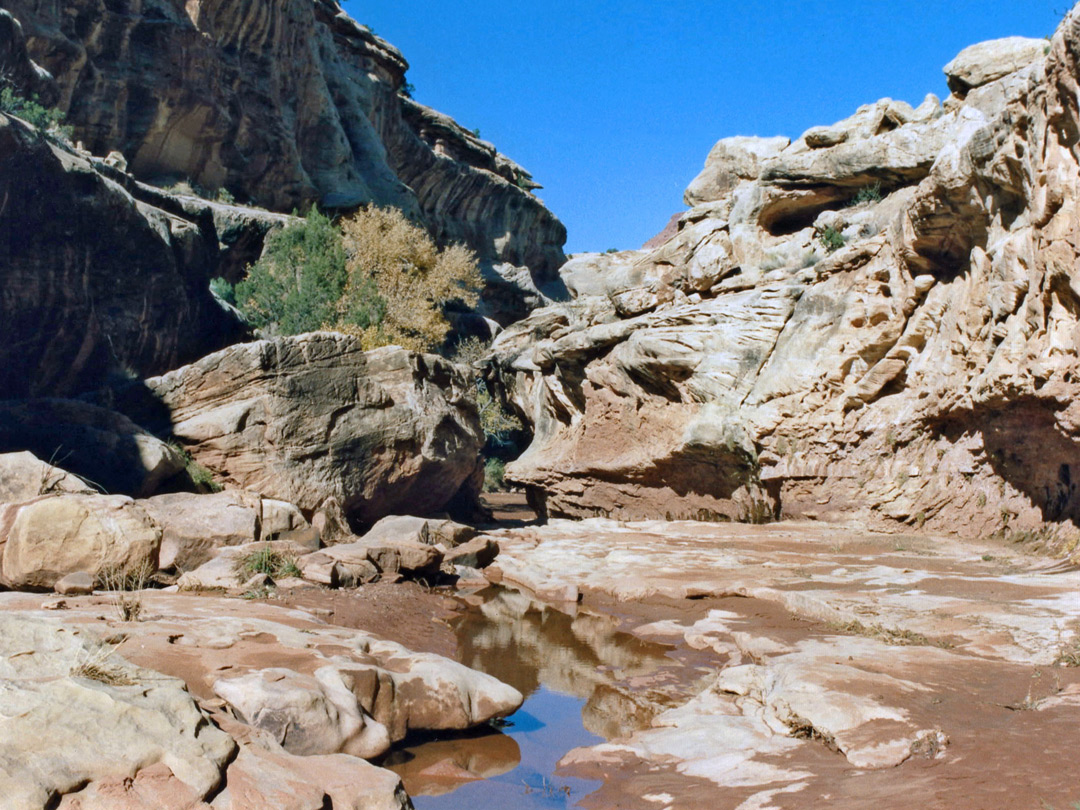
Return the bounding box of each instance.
[817,225,846,254]
[0,85,69,137]
[209,277,237,306]
[850,181,883,206]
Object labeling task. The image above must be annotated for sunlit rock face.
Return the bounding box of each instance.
[1,0,567,324]
[491,13,1080,544]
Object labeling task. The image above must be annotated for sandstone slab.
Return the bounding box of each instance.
[0,612,236,810]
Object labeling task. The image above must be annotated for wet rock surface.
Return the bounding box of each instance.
[473,517,1080,809]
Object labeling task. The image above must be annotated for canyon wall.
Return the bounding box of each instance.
[0,0,566,324]
[491,18,1080,546]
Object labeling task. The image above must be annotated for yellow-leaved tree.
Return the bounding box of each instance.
[337,206,483,353]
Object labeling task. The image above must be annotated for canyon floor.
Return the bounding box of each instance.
[16,494,1076,810]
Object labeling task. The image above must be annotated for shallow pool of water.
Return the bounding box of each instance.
[383,585,696,807]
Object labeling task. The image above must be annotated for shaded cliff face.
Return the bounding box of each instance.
[1,0,567,323]
[0,112,254,398]
[491,10,1080,546]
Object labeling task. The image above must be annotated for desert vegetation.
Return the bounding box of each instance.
[226,205,482,354]
[0,82,69,138]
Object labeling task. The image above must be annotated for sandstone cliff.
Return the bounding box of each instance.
[0,0,567,324]
[0,110,251,398]
[491,18,1080,546]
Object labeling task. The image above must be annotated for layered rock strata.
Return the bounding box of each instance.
[1,0,568,323]
[491,18,1080,544]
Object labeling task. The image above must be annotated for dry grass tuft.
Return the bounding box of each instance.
[70,645,135,686]
[97,563,153,622]
[829,619,953,649]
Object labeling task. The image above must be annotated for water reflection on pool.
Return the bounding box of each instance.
[384,586,689,808]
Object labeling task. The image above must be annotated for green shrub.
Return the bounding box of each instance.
[483,458,507,492]
[817,225,846,254]
[235,207,350,335]
[209,277,236,305]
[850,181,882,206]
[215,187,236,205]
[0,85,69,137]
[237,544,300,580]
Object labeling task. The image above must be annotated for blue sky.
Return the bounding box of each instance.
[342,1,1066,253]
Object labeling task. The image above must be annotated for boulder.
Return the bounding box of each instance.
[0,450,92,503]
[55,571,95,596]
[0,613,235,810]
[0,399,185,498]
[362,514,477,548]
[944,36,1047,95]
[213,668,391,759]
[141,491,261,572]
[260,499,310,539]
[138,334,485,527]
[354,641,524,740]
[444,536,500,569]
[0,494,161,590]
[322,539,443,580]
[297,551,376,588]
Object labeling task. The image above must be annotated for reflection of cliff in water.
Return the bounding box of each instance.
[382,724,521,797]
[454,587,683,739]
